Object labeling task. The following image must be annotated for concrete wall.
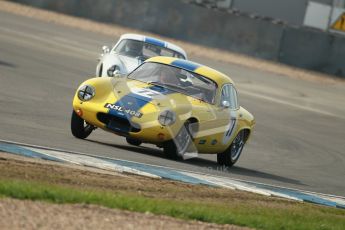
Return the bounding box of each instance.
[10,0,345,78]
[279,28,332,69]
[10,0,284,61]
[278,27,345,76]
[232,0,308,25]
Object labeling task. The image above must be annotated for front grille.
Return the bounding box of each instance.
[97,113,141,133]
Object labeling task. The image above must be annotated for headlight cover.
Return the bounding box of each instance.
[107,65,120,77]
[77,85,95,101]
[158,110,176,126]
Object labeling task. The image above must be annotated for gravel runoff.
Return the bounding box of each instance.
[0,198,252,230]
[0,152,253,230]
[0,0,343,84]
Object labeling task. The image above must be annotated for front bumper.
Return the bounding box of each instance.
[73,101,179,143]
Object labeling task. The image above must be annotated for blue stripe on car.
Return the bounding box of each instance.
[106,85,176,132]
[145,37,166,47]
[108,93,150,119]
[171,59,201,72]
[147,85,175,95]
[107,85,175,119]
[107,93,151,133]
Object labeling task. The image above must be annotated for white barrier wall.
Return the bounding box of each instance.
[304,1,345,32]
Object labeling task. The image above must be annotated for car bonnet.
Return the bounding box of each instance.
[107,79,193,120]
[116,54,142,73]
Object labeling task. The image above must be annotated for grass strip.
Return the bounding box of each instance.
[0,179,344,230]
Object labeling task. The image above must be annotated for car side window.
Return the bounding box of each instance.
[221,84,239,110]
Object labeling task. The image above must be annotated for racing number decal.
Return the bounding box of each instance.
[105,87,165,119]
[131,87,161,99]
[222,110,238,145]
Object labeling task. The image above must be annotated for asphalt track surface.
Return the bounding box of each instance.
[1,10,345,196]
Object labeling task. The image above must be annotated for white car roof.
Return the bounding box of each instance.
[118,33,187,59]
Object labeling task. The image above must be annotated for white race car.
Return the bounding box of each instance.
[96,34,187,77]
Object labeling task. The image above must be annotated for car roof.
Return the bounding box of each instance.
[145,56,234,86]
[119,34,187,59]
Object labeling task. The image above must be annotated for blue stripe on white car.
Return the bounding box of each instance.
[144,37,166,48]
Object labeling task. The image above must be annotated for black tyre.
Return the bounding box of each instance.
[217,130,245,166]
[126,137,142,146]
[71,110,94,139]
[163,121,192,159]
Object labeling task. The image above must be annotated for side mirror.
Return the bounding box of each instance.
[221,100,230,108]
[102,45,110,54]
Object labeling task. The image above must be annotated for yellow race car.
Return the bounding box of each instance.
[71,57,255,166]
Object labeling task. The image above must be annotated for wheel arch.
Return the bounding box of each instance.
[240,128,251,143]
[187,117,199,135]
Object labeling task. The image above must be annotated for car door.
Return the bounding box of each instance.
[215,84,240,148]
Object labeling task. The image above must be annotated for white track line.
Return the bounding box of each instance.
[1,138,344,201]
[25,147,160,179]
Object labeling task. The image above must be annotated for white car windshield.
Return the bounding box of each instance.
[114,39,185,60]
[128,62,217,104]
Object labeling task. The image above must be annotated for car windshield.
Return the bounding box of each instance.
[128,62,217,104]
[114,39,185,60]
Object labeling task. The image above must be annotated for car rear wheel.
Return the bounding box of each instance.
[71,110,94,139]
[163,121,192,160]
[126,137,142,146]
[217,130,245,166]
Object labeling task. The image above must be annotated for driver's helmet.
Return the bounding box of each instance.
[158,68,179,85]
[125,40,142,56]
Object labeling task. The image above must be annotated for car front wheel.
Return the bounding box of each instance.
[71,110,94,139]
[126,137,142,146]
[217,130,245,166]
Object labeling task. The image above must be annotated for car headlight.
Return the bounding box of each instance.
[77,85,95,101]
[107,65,120,77]
[158,110,176,126]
